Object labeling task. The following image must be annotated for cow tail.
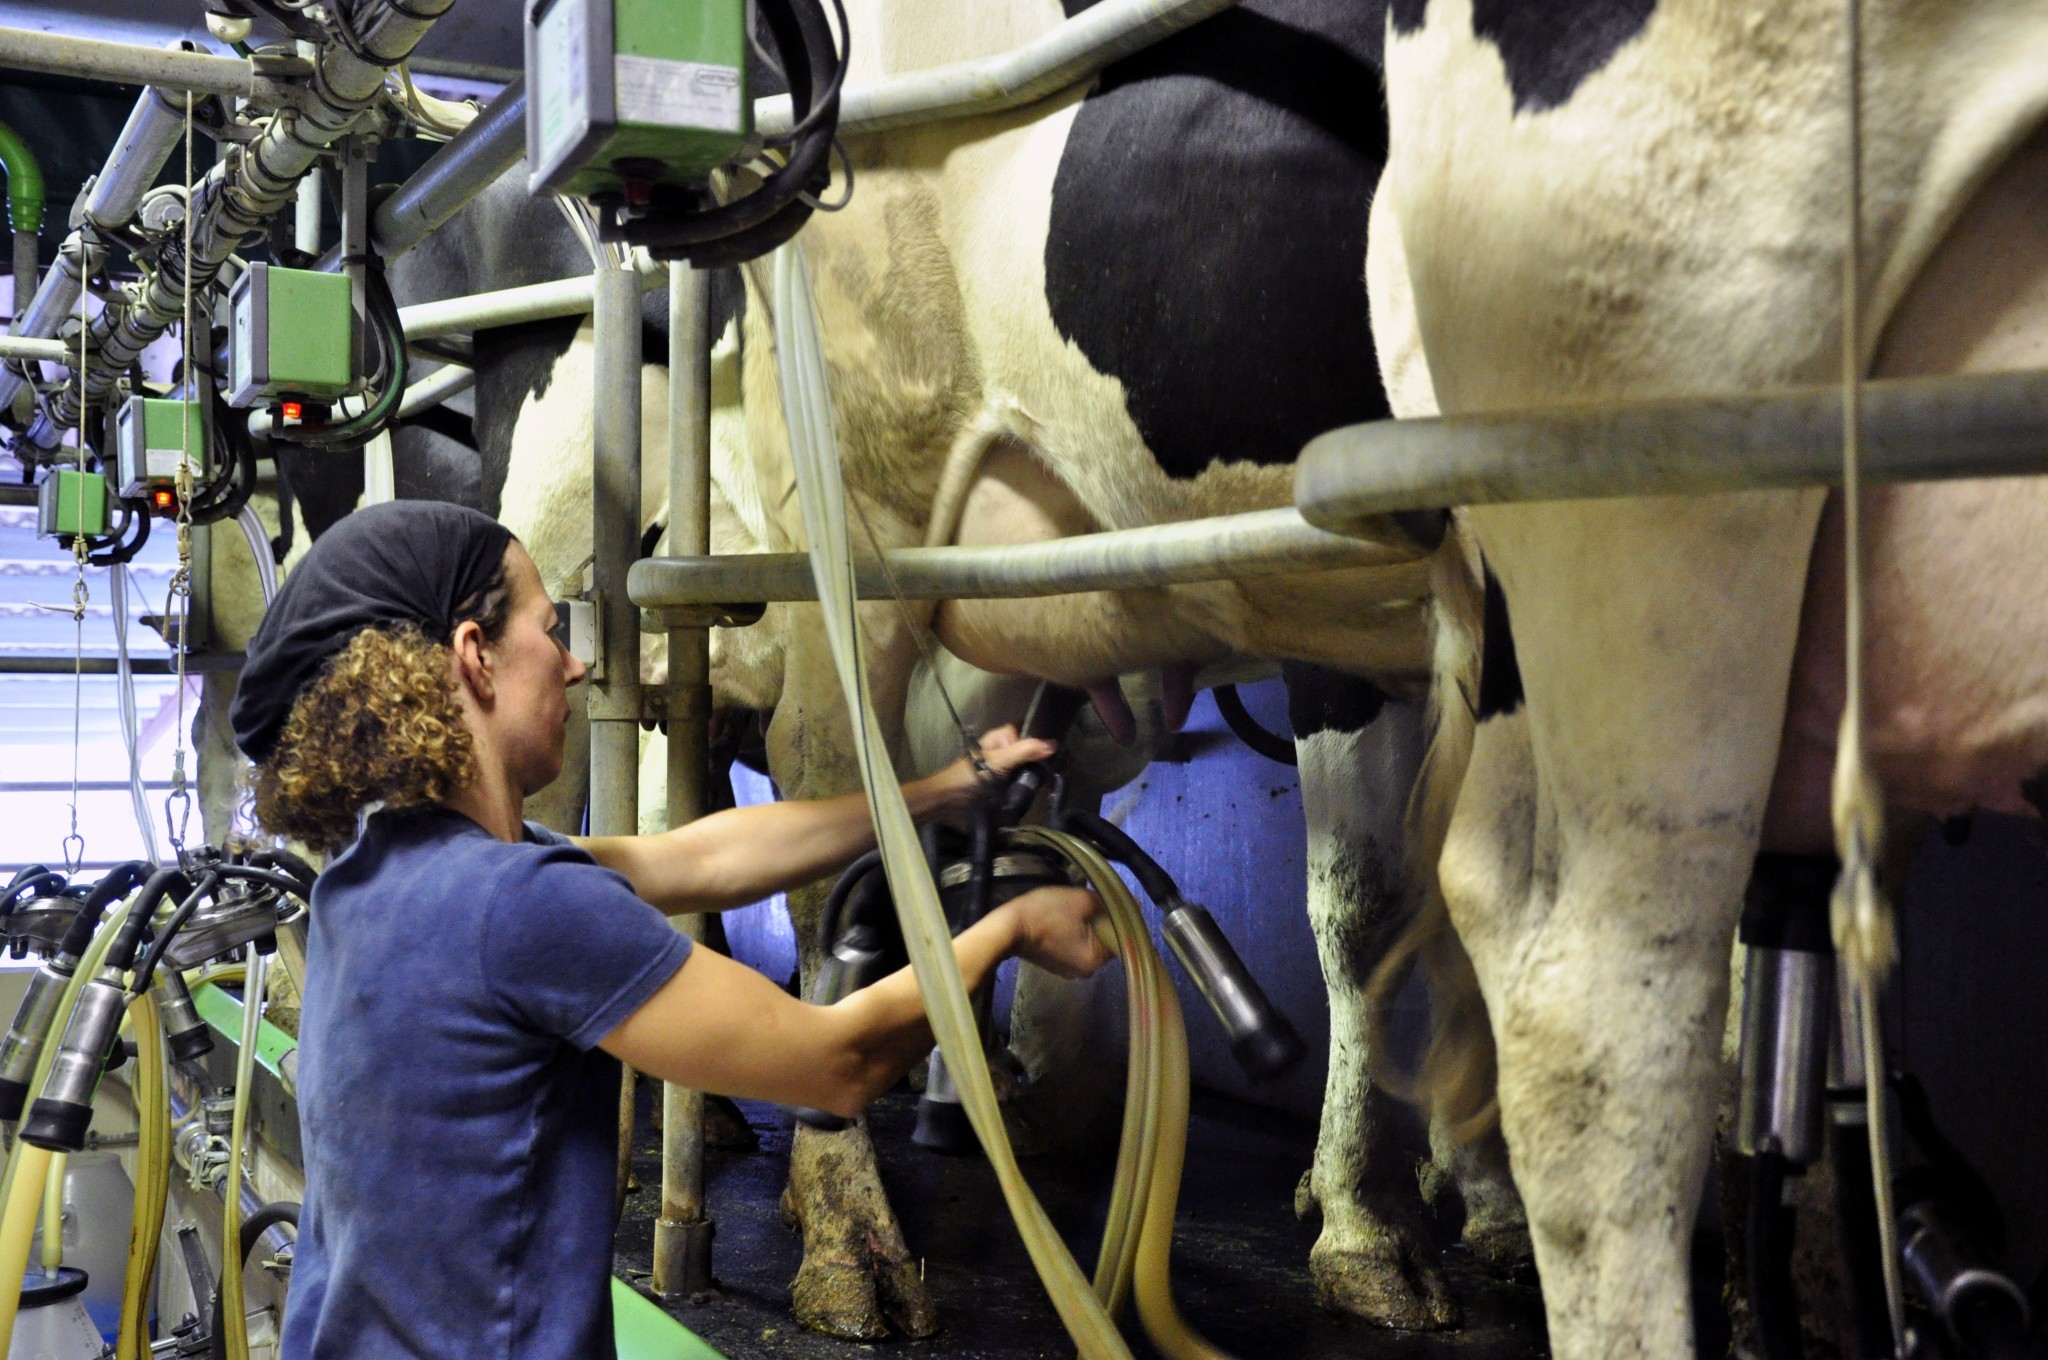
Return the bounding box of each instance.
[1365,522,1501,1143]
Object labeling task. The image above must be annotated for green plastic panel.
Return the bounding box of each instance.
[36,467,107,538]
[190,979,299,1094]
[265,268,355,399]
[611,1278,725,1360]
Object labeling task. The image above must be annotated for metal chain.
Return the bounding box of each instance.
[1833,3,1906,1350]
[163,90,198,864]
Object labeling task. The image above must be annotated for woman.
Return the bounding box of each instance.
[228,500,1106,1359]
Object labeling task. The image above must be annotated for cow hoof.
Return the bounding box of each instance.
[1293,1168,1319,1223]
[783,1124,942,1340]
[1309,1234,1460,1331]
[1462,1213,1536,1284]
[704,1094,760,1151]
[791,1255,938,1341]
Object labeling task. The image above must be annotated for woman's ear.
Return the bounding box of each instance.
[449,619,496,704]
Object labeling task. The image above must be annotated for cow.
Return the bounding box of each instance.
[223,0,1528,1341]
[1365,2,2048,1355]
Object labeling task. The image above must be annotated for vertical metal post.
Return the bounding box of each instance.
[653,261,715,1299]
[588,264,642,839]
[336,136,394,506]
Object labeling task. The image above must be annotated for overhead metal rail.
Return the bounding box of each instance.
[0,28,300,102]
[1293,369,2048,536]
[629,507,1428,623]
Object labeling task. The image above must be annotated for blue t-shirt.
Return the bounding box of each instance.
[279,807,692,1360]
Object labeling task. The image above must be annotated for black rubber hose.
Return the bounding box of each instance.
[128,871,217,997]
[1213,685,1297,766]
[246,849,317,898]
[815,849,884,955]
[619,0,838,251]
[1832,1122,1898,1360]
[1054,806,1181,909]
[3,870,63,913]
[208,1200,300,1360]
[56,862,152,962]
[4,866,49,901]
[101,865,194,971]
[1746,1152,1804,1360]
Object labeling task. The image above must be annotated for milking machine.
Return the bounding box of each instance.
[1736,853,2046,1360]
[796,761,1305,1156]
[0,848,313,1360]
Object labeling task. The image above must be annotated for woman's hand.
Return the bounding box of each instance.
[913,724,1057,823]
[1001,886,1112,979]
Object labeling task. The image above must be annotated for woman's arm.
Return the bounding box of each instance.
[574,725,1052,914]
[599,885,1107,1116]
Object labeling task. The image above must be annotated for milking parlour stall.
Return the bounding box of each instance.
[0,1,2044,1358]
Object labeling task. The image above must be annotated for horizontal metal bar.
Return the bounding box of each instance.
[1294,370,2048,535]
[0,26,282,100]
[628,507,1425,616]
[0,653,244,675]
[398,254,661,339]
[0,335,69,364]
[0,782,173,793]
[756,0,1235,137]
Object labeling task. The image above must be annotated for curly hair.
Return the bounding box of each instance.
[249,553,518,854]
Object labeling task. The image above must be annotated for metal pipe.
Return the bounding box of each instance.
[756,0,1236,137]
[294,41,323,258]
[587,265,641,830]
[46,0,457,435]
[0,27,286,101]
[0,74,183,418]
[653,262,715,1300]
[0,118,43,302]
[398,253,662,339]
[629,506,1426,615]
[1295,369,2048,535]
[0,336,68,364]
[356,79,526,266]
[0,655,246,675]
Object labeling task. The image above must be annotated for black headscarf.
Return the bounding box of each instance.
[231,500,515,764]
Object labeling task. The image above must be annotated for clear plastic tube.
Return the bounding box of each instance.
[110,565,161,865]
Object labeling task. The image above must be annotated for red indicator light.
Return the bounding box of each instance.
[152,488,175,511]
[280,400,304,421]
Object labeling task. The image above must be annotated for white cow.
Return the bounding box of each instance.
[1368,2,2048,1355]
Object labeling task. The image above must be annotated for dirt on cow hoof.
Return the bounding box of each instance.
[1309,1236,1461,1331]
[781,1123,942,1341]
[1462,1213,1536,1285]
[1293,1168,1319,1223]
[790,1254,939,1341]
[703,1094,760,1150]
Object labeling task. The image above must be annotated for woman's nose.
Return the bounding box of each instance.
[562,644,588,686]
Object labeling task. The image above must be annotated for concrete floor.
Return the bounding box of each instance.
[614,1083,1567,1359]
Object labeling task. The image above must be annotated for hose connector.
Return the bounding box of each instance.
[0,963,69,1120]
[1735,853,1838,1169]
[21,969,131,1150]
[1900,1200,2034,1357]
[152,971,214,1063]
[1159,900,1305,1080]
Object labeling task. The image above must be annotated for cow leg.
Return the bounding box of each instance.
[1445,496,1819,1359]
[1283,668,1461,1328]
[767,618,939,1340]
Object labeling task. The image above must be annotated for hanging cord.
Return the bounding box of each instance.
[164,90,199,865]
[1831,3,1907,1352]
[61,218,92,877]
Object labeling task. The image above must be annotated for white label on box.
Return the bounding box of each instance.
[536,0,589,170]
[145,446,195,478]
[614,54,741,134]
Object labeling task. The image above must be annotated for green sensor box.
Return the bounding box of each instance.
[526,0,750,198]
[36,466,108,539]
[114,396,208,499]
[226,263,355,408]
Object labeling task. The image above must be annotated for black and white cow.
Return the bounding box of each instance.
[1368,1,2048,1355]
[233,0,1526,1340]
